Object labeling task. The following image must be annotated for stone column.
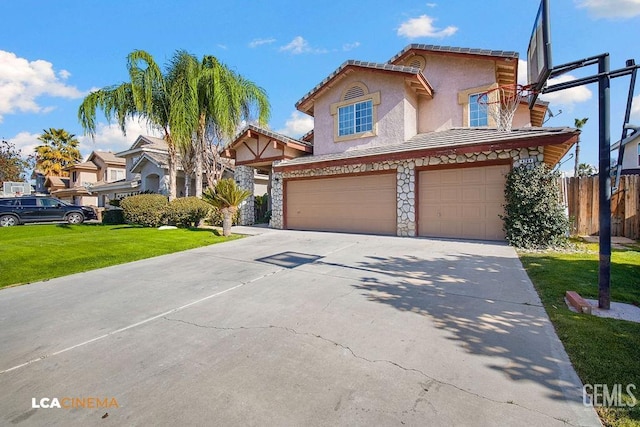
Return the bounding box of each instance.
[234,165,255,226]
[396,161,416,237]
[269,169,284,229]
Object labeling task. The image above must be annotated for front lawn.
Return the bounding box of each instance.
[520,242,640,427]
[0,224,239,288]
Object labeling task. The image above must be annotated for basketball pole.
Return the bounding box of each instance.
[542,54,639,310]
[597,54,611,310]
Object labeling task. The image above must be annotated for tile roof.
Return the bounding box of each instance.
[69,161,98,170]
[231,124,313,148]
[276,127,577,167]
[388,44,519,64]
[92,151,126,165]
[295,60,424,110]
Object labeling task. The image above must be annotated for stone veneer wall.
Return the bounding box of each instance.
[234,165,255,226]
[270,146,544,236]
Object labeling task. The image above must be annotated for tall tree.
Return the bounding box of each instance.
[167,52,270,196]
[78,50,178,200]
[35,128,82,177]
[0,139,31,184]
[574,117,589,177]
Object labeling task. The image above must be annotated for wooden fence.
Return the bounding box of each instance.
[562,175,640,239]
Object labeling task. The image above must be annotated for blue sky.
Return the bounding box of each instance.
[1,0,639,171]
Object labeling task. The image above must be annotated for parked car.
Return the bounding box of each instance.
[0,196,97,226]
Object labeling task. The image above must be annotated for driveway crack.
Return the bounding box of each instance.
[162,317,579,426]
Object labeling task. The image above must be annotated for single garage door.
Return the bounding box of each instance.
[418,164,510,240]
[286,173,396,235]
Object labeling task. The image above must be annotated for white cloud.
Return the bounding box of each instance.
[276,111,313,137]
[575,0,640,19]
[249,38,276,48]
[426,3,437,7]
[397,15,458,39]
[517,60,529,85]
[280,36,310,54]
[77,118,163,158]
[539,74,593,107]
[217,44,228,50]
[0,50,84,123]
[631,94,640,122]
[279,36,327,54]
[343,42,361,51]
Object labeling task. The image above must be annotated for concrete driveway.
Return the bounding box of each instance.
[0,229,600,426]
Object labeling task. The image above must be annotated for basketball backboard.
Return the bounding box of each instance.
[527,0,552,108]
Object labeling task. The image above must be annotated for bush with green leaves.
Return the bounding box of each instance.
[120,194,169,227]
[101,208,125,225]
[502,164,569,249]
[163,197,211,227]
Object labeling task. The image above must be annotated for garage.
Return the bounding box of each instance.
[418,164,510,240]
[285,173,396,235]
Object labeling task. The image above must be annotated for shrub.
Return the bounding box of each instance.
[163,197,211,227]
[502,164,570,249]
[120,194,169,227]
[102,208,125,225]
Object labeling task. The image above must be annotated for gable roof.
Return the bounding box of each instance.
[296,60,434,116]
[88,151,126,166]
[388,44,519,64]
[130,152,169,173]
[66,161,98,171]
[389,44,519,88]
[274,127,578,171]
[228,124,313,150]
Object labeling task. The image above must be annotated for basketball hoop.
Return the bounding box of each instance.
[477,84,537,131]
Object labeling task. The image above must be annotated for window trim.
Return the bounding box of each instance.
[330,91,381,142]
[458,84,497,127]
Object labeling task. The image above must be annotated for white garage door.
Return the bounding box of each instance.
[418,164,510,240]
[286,174,396,235]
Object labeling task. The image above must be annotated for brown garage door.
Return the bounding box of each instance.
[418,164,510,240]
[286,173,396,235]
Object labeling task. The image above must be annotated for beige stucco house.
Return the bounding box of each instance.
[91,135,264,207]
[225,44,578,240]
[50,151,126,206]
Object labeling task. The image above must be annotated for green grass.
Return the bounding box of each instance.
[0,224,240,288]
[520,242,640,427]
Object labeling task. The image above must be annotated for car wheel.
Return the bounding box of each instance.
[0,215,18,227]
[66,212,84,225]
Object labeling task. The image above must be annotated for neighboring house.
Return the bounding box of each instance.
[92,135,250,206]
[225,44,579,240]
[612,127,640,176]
[49,151,126,206]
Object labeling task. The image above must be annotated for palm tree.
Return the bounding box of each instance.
[78,50,179,200]
[574,117,588,177]
[35,128,82,177]
[167,52,270,197]
[202,178,250,236]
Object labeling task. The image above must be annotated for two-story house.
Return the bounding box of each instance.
[91,135,265,207]
[50,151,126,206]
[225,44,579,240]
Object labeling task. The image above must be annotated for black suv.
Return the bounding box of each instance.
[0,196,96,226]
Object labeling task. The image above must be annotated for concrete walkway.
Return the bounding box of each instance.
[0,229,600,426]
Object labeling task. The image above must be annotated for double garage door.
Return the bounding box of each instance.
[285,164,509,240]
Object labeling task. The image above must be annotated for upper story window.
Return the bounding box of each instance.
[110,169,125,182]
[330,83,380,142]
[338,99,373,137]
[469,94,488,127]
[72,171,78,183]
[637,143,640,166]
